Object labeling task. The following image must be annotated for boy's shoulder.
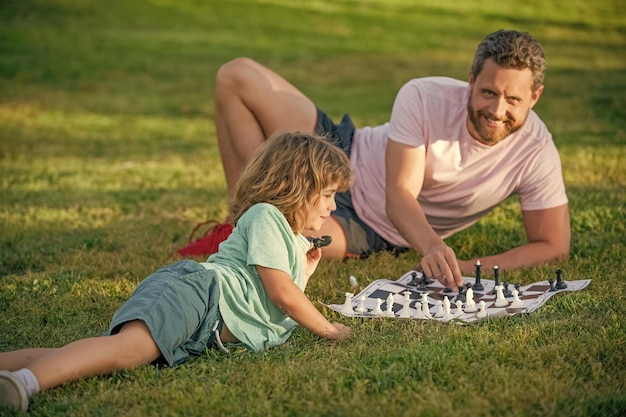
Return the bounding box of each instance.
[239,203,288,229]
[244,202,281,218]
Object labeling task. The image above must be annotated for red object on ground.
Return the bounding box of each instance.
[176,219,233,256]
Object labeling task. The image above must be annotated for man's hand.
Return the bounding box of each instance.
[416,243,464,290]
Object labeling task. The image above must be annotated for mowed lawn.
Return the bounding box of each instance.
[0,0,624,416]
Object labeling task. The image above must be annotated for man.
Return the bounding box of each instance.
[178,29,570,290]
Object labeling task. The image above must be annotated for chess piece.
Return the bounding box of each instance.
[340,293,354,314]
[399,291,412,318]
[473,260,485,291]
[434,300,444,318]
[503,282,513,298]
[510,289,524,307]
[349,275,358,288]
[309,235,332,248]
[454,300,464,317]
[385,293,395,317]
[464,287,477,313]
[417,274,430,291]
[477,300,488,318]
[442,298,453,321]
[421,293,433,319]
[494,284,509,307]
[492,265,500,294]
[414,301,424,319]
[456,285,466,303]
[548,278,556,292]
[355,295,366,313]
[373,298,383,316]
[555,269,567,290]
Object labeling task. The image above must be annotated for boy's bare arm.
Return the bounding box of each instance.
[256,265,350,341]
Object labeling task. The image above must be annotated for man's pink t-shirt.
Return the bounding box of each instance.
[349,76,568,248]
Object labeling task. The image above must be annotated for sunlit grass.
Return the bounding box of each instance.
[0,0,624,416]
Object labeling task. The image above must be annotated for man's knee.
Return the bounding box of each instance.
[216,57,257,87]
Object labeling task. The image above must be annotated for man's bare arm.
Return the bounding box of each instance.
[385,139,464,289]
[457,204,571,274]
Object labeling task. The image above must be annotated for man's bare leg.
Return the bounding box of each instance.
[214,58,349,259]
[214,58,318,199]
[306,217,348,260]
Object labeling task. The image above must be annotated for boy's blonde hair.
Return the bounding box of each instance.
[230,131,352,233]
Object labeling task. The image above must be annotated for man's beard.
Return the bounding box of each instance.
[467,99,527,146]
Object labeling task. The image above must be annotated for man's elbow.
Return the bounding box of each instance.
[384,194,400,222]
[552,248,570,263]
[548,238,570,263]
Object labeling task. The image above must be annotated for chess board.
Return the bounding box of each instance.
[327,270,591,324]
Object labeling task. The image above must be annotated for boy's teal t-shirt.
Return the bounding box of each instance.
[206,203,310,351]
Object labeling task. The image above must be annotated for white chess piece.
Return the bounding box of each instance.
[355,295,366,313]
[442,297,453,321]
[413,301,424,319]
[454,300,464,317]
[494,284,509,307]
[464,287,477,313]
[340,292,354,314]
[421,293,433,319]
[385,293,395,317]
[443,296,451,312]
[349,275,358,288]
[373,298,383,316]
[399,291,412,318]
[434,300,444,318]
[510,289,524,307]
[477,300,488,318]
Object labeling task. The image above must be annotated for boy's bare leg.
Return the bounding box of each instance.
[25,321,160,390]
[215,57,318,199]
[0,349,55,371]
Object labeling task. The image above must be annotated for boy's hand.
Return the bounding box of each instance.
[328,322,351,341]
[304,246,322,279]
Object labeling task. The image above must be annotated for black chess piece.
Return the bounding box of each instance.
[555,269,567,290]
[492,266,500,294]
[473,260,484,291]
[503,281,513,298]
[417,274,429,291]
[308,235,332,249]
[514,283,523,297]
[548,278,556,292]
[456,285,466,303]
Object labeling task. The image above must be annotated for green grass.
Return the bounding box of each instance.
[1,0,625,415]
